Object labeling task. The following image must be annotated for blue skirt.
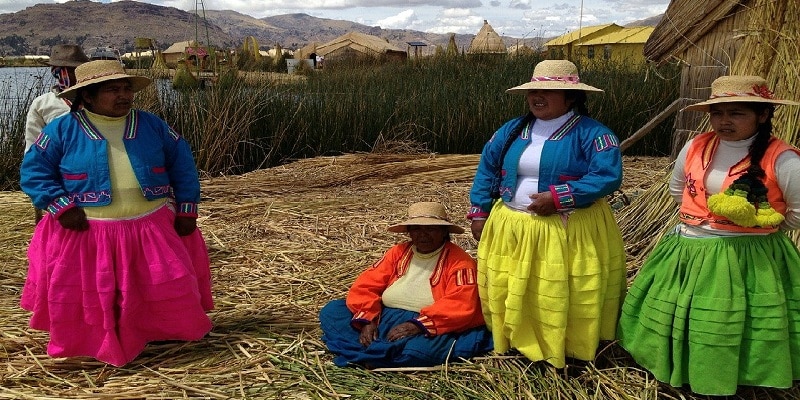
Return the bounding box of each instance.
[319,299,493,368]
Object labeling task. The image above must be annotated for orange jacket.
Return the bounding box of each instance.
[679,131,798,233]
[346,241,485,336]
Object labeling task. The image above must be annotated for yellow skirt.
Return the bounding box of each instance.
[476,200,626,368]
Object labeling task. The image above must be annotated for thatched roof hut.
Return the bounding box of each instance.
[162,40,201,68]
[315,32,407,62]
[294,42,320,60]
[644,0,800,155]
[507,43,536,57]
[467,20,507,55]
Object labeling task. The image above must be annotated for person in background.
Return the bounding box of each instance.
[467,59,626,370]
[319,202,492,368]
[617,75,800,395]
[25,44,89,223]
[25,44,89,154]
[19,60,214,367]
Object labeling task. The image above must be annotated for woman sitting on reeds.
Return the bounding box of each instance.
[617,75,800,395]
[319,202,492,368]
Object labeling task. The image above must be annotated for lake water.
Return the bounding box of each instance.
[0,66,54,119]
[0,66,177,122]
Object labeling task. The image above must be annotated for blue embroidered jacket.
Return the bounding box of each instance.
[468,112,623,219]
[21,110,201,218]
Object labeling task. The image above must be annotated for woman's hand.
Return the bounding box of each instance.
[58,207,89,231]
[528,192,557,216]
[470,219,486,241]
[174,216,197,236]
[386,321,423,342]
[359,321,379,347]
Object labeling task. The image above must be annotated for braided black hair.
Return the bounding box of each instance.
[69,90,83,112]
[729,102,775,204]
[742,102,775,181]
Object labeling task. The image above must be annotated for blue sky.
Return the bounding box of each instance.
[1,0,670,38]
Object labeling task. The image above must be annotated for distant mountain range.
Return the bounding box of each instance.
[0,0,661,57]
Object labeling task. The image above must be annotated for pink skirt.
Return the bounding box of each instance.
[21,205,214,366]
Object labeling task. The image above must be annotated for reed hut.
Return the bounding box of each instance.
[162,40,201,68]
[644,0,799,155]
[507,43,536,57]
[620,0,800,260]
[466,20,507,55]
[315,32,407,63]
[294,42,319,60]
[544,23,622,61]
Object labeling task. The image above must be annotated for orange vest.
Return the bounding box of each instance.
[679,131,799,233]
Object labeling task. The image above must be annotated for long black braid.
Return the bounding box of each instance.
[69,89,84,112]
[728,102,775,204]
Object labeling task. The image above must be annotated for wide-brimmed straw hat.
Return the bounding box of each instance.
[506,59,603,94]
[57,60,152,100]
[41,44,89,67]
[387,202,465,234]
[683,75,800,112]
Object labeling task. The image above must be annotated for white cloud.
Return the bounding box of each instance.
[441,8,472,17]
[426,10,484,35]
[509,0,531,10]
[0,0,669,39]
[375,9,421,30]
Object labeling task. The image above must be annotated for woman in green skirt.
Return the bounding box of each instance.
[617,75,800,395]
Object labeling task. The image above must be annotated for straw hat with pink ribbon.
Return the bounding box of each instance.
[683,75,800,112]
[506,59,603,94]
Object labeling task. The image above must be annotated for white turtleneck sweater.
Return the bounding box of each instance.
[506,111,575,211]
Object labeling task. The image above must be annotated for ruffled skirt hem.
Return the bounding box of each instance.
[617,231,800,395]
[477,200,626,368]
[21,205,214,366]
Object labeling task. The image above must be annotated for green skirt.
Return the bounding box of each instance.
[477,200,626,368]
[617,230,800,395]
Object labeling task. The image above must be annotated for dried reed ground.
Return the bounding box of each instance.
[1,153,798,399]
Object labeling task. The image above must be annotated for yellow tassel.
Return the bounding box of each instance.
[755,203,785,227]
[707,193,758,227]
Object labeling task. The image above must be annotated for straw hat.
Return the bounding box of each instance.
[41,44,89,67]
[57,60,152,100]
[387,202,465,234]
[506,59,603,94]
[683,75,800,112]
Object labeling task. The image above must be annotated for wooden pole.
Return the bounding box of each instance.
[619,98,696,152]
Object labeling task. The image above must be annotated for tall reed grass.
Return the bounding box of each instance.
[0,55,679,187]
[0,67,48,190]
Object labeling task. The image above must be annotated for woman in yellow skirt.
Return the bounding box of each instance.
[467,60,626,368]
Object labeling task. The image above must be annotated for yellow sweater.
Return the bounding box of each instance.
[82,110,166,219]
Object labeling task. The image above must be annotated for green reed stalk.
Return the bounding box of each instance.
[0,56,679,182]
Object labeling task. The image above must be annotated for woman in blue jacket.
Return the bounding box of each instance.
[467,59,626,369]
[19,60,213,366]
